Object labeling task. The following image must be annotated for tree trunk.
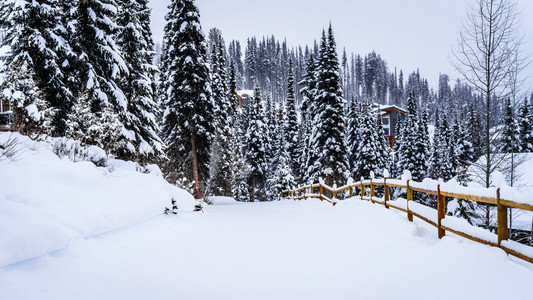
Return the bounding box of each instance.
[251,177,255,202]
[191,131,200,199]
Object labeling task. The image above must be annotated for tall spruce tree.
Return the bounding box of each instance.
[352,103,389,179]
[430,114,454,181]
[160,0,214,199]
[1,0,73,135]
[245,87,269,201]
[116,0,162,163]
[517,99,533,152]
[307,26,348,186]
[395,92,427,181]
[209,39,234,196]
[69,0,131,155]
[298,55,317,183]
[346,100,361,177]
[500,98,521,153]
[284,59,299,177]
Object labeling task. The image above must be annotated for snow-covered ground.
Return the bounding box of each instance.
[2,199,533,300]
[2,133,533,299]
[468,153,533,230]
[0,132,196,268]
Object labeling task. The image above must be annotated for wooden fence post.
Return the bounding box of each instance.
[497,188,508,245]
[349,186,353,198]
[384,178,389,209]
[406,180,413,222]
[370,179,375,203]
[319,184,323,201]
[437,184,445,239]
[361,183,365,200]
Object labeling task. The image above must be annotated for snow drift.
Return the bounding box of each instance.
[0,132,196,267]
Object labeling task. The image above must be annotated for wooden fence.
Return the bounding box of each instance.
[280,178,533,264]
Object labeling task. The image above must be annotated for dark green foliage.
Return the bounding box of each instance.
[308,26,348,186]
[116,0,162,163]
[160,0,214,196]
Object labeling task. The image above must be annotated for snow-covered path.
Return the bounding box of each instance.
[2,199,533,300]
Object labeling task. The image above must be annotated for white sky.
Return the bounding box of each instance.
[148,0,533,89]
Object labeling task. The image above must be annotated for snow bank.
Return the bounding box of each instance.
[208,196,239,205]
[0,133,196,267]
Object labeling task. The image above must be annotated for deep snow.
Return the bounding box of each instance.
[2,132,533,299]
[2,199,533,300]
[0,133,196,268]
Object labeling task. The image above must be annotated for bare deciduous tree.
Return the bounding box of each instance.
[452,0,529,226]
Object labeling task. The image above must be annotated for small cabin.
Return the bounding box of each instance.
[373,104,407,147]
[235,90,254,108]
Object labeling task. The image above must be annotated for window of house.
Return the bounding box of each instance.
[384,128,390,136]
[382,117,389,126]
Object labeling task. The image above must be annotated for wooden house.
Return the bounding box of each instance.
[235,90,254,108]
[373,104,407,147]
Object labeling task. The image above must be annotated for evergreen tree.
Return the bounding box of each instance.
[272,146,296,196]
[209,39,234,196]
[160,0,214,199]
[500,98,521,153]
[307,26,348,186]
[454,120,475,185]
[352,103,389,179]
[284,59,299,177]
[345,100,361,176]
[466,104,484,160]
[231,107,250,202]
[298,55,317,183]
[517,99,533,152]
[245,87,269,201]
[395,92,427,181]
[430,114,454,181]
[69,0,130,155]
[116,0,163,163]
[1,0,73,135]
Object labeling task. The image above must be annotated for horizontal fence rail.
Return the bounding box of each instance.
[279,177,533,264]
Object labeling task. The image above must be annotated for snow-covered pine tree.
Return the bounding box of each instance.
[160,0,214,199]
[245,87,269,201]
[297,54,317,183]
[517,99,533,152]
[395,92,426,181]
[499,98,521,153]
[352,103,389,179]
[466,104,484,160]
[391,114,404,178]
[1,0,73,135]
[345,99,361,177]
[69,0,130,154]
[307,26,348,186]
[431,113,454,181]
[454,119,474,185]
[209,39,234,196]
[272,145,296,196]
[284,59,299,178]
[419,108,431,162]
[116,0,163,164]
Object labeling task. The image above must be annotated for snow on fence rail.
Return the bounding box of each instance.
[279,177,533,264]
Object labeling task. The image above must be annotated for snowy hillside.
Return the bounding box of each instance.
[0,133,196,267]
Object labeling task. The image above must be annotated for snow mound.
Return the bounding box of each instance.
[0,133,196,267]
[209,196,238,205]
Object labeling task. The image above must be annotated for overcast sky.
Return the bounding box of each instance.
[148,0,533,89]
